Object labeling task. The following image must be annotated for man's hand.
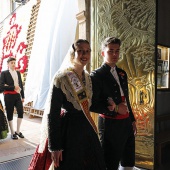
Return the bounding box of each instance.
[51,150,63,168]
[15,85,20,91]
[117,102,128,115]
[14,85,21,93]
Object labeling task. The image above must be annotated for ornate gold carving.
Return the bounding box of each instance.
[91,0,156,169]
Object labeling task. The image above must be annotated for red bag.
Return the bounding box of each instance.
[28,139,52,170]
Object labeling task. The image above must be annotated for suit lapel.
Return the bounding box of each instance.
[101,64,119,86]
[116,69,125,85]
[116,68,128,96]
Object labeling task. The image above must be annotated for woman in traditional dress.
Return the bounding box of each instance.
[29,39,106,170]
[0,100,9,139]
[48,39,106,170]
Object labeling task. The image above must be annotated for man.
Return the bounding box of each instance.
[90,37,137,170]
[0,57,25,140]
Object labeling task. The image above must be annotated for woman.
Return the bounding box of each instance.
[29,39,106,170]
[0,100,9,139]
[49,39,106,170]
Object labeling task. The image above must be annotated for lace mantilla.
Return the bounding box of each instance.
[53,67,92,110]
[38,68,92,153]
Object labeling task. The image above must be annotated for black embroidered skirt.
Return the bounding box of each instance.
[56,112,106,170]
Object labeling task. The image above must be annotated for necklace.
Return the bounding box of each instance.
[73,69,82,78]
[73,69,86,85]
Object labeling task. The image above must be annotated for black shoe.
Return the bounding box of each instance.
[11,134,18,140]
[15,132,24,138]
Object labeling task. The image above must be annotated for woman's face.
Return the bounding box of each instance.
[73,42,91,67]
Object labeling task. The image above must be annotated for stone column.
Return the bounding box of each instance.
[76,0,90,41]
[76,0,91,71]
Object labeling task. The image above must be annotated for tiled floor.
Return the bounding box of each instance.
[0,113,42,163]
[0,113,169,170]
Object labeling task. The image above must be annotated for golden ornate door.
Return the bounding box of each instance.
[90,0,156,169]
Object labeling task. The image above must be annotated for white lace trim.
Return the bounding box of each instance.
[54,68,92,109]
[38,68,92,153]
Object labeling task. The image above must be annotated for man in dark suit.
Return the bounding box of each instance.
[90,37,137,170]
[0,57,25,139]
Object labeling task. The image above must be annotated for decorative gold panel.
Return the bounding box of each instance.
[91,0,156,169]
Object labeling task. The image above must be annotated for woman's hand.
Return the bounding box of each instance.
[51,150,63,168]
[107,97,116,111]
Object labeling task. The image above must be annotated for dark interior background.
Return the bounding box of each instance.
[158,0,170,47]
[157,0,170,116]
[157,90,170,115]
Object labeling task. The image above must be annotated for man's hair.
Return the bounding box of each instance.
[7,57,16,63]
[101,37,121,50]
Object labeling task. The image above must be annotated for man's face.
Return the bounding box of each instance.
[8,60,16,70]
[102,43,120,66]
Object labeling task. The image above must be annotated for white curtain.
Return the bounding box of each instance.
[0,0,12,105]
[0,0,11,23]
[24,0,78,110]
